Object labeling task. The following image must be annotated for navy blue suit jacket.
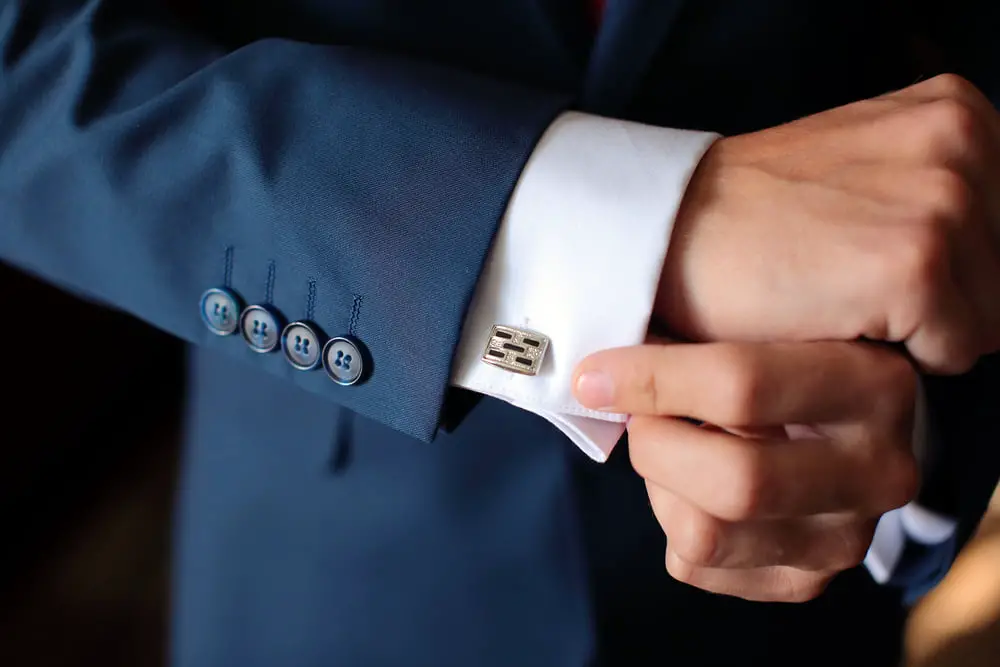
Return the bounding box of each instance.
[1,1,997,665]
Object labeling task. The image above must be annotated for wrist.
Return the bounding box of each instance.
[653,141,719,341]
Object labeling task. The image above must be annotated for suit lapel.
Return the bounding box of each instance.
[582,0,688,114]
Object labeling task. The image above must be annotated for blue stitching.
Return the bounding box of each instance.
[223,246,234,287]
[349,295,362,336]
[306,279,317,321]
[265,261,276,303]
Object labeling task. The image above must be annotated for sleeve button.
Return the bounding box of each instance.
[323,336,367,386]
[199,287,242,336]
[239,305,283,353]
[281,321,324,371]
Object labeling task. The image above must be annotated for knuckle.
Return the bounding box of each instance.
[882,450,921,511]
[669,507,722,567]
[664,550,696,585]
[717,446,769,520]
[627,419,656,479]
[917,97,982,163]
[712,348,764,425]
[882,349,920,392]
[637,367,662,413]
[891,223,950,298]
[779,573,831,604]
[922,169,975,224]
[830,524,875,570]
[929,96,979,138]
[870,350,919,417]
[927,73,977,99]
[884,223,952,342]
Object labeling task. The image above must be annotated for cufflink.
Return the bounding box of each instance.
[481,325,549,376]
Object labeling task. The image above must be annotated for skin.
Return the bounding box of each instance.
[658,73,1000,374]
[574,74,1000,601]
[575,341,917,602]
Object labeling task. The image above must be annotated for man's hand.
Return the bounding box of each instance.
[573,342,919,602]
[658,74,1000,374]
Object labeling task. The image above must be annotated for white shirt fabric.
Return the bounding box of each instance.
[451,111,717,461]
[865,383,957,583]
[450,110,956,586]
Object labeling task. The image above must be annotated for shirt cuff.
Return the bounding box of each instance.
[450,111,719,461]
[864,379,959,585]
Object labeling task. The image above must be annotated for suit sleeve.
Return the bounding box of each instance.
[0,0,570,442]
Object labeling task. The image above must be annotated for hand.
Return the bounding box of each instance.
[658,74,1000,374]
[573,341,919,602]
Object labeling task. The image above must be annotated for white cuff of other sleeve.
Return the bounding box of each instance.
[865,380,958,583]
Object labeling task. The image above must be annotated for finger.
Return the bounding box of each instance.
[647,482,876,571]
[789,76,1000,170]
[904,267,983,374]
[816,164,993,372]
[899,74,1000,150]
[704,423,789,440]
[574,341,908,425]
[948,216,1000,359]
[895,85,1000,230]
[820,165,982,218]
[629,416,917,521]
[848,92,999,177]
[665,549,834,603]
[969,244,1000,355]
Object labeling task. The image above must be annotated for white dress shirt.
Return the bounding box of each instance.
[450,110,956,586]
[451,111,716,461]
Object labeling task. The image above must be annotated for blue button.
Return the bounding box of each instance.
[323,336,366,386]
[200,287,241,336]
[282,321,323,371]
[240,305,282,353]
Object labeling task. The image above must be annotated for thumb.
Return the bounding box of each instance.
[572,342,692,416]
[573,340,891,424]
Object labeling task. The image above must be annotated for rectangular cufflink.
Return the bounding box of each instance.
[481,325,550,376]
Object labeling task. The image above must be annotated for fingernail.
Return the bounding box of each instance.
[575,371,615,409]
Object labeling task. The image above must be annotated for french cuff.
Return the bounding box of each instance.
[450,111,719,461]
[864,503,959,584]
